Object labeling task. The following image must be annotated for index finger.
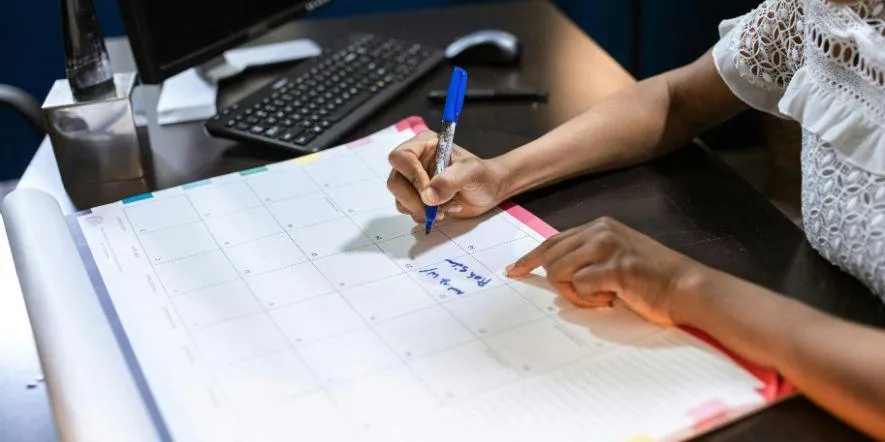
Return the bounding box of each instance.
[505,228,582,277]
[387,131,438,193]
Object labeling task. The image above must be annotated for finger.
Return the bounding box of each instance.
[505,228,582,277]
[572,264,619,306]
[387,171,425,218]
[439,199,463,215]
[541,234,587,278]
[388,132,437,192]
[550,280,614,308]
[546,230,620,283]
[424,159,478,206]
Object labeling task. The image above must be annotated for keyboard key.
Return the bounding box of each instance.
[327,90,371,122]
[272,78,288,89]
[250,125,265,134]
[274,111,286,119]
[225,120,236,127]
[281,95,293,102]
[244,109,253,115]
[246,117,259,125]
[255,110,268,118]
[267,117,278,125]
[235,122,249,131]
[282,119,294,128]
[264,105,277,113]
[284,106,294,113]
[293,133,316,146]
[265,126,281,138]
[273,100,285,107]
[311,125,324,134]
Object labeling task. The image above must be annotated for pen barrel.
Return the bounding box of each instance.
[434,121,456,177]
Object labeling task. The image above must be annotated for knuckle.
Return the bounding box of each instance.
[387,149,404,167]
[386,173,397,191]
[595,216,616,229]
[595,230,618,247]
[619,255,641,274]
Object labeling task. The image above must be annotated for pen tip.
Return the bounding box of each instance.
[424,226,431,235]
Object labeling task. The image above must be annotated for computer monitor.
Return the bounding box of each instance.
[117,0,333,84]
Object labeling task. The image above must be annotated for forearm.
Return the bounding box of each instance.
[676,267,885,439]
[491,51,746,200]
[496,75,682,198]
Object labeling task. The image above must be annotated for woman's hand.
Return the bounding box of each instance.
[506,217,706,326]
[387,130,510,223]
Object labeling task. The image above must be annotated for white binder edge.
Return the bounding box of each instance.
[1,189,160,442]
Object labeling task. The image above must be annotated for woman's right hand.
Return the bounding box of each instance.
[387,130,510,223]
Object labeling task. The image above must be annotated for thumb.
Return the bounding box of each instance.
[422,161,478,206]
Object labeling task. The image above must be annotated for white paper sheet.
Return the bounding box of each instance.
[10,118,771,441]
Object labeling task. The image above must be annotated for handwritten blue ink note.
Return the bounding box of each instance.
[417,258,495,299]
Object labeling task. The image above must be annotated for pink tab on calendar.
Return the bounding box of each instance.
[687,399,729,429]
[500,201,558,238]
[346,137,372,149]
[396,115,429,133]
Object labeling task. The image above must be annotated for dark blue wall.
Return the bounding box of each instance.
[0,0,759,180]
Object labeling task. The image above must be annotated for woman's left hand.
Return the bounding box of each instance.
[506,217,706,326]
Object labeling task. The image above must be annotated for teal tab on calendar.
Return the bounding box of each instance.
[121,193,154,204]
[182,179,212,190]
[239,166,269,176]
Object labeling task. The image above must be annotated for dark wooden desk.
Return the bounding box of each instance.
[6,1,883,440]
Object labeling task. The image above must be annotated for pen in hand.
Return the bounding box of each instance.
[425,67,468,234]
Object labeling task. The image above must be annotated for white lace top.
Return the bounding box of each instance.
[713,0,885,299]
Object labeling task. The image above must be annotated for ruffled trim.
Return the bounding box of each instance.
[779,67,885,176]
[712,13,792,119]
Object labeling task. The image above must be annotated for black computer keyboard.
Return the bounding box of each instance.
[205,33,444,153]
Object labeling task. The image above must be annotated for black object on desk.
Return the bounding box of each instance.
[204,33,444,153]
[427,88,548,103]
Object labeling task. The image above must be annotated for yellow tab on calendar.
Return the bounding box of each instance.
[626,435,655,442]
[293,153,320,164]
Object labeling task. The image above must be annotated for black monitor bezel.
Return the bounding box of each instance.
[117,0,311,84]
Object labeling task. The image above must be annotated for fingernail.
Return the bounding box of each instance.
[421,188,438,205]
[447,204,463,213]
[436,212,445,221]
[504,264,516,276]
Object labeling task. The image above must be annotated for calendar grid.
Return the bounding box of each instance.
[74,121,774,441]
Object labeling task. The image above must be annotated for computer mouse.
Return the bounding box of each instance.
[445,30,521,66]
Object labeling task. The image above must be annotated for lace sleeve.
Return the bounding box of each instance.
[713,0,806,116]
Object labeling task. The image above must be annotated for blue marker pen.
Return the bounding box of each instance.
[425,67,468,234]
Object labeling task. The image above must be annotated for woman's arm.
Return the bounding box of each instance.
[496,50,747,198]
[507,218,885,440]
[385,50,748,221]
[677,267,885,440]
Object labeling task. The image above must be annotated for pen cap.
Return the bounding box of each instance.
[442,67,468,122]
